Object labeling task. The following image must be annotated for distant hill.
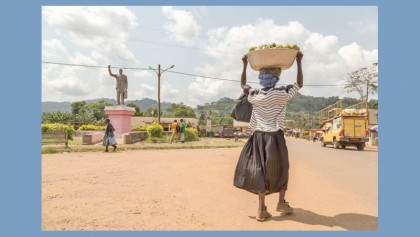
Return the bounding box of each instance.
[43,94,377,116]
[42,98,172,113]
[194,93,374,118]
[42,101,71,113]
[287,94,363,115]
[196,97,236,117]
[128,98,172,111]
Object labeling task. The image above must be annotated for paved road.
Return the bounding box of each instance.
[42,137,377,230]
[285,138,378,229]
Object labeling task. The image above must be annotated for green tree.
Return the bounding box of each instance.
[369,99,378,109]
[43,111,72,123]
[198,111,207,126]
[71,101,87,115]
[167,103,197,118]
[72,111,96,124]
[345,63,378,101]
[127,103,145,116]
[206,110,221,125]
[85,100,112,121]
[147,107,157,117]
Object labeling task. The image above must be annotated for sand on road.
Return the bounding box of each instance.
[42,138,378,230]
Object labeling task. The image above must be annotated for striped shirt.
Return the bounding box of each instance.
[248,82,300,132]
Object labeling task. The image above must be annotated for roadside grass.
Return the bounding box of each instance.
[42,137,246,154]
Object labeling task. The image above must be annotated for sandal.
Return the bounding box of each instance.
[256,206,272,221]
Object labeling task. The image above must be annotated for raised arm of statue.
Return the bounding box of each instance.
[108,65,117,78]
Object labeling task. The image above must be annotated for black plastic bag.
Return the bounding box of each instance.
[231,92,252,122]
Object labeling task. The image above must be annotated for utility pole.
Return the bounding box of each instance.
[149,64,175,124]
[366,79,369,102]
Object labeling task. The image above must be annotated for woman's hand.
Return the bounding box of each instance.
[296,51,304,88]
[242,55,248,66]
[241,55,248,88]
[296,51,303,63]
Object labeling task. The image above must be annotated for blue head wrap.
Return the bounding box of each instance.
[258,68,281,88]
[258,74,279,88]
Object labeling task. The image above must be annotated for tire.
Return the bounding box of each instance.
[333,139,340,149]
[321,139,326,147]
[341,145,346,149]
[357,143,365,151]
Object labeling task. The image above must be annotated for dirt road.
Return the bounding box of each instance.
[42,138,377,230]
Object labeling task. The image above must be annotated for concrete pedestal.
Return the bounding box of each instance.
[104,105,135,136]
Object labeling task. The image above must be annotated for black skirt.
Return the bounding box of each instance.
[233,129,289,195]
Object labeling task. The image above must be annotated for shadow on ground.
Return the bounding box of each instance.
[250,208,377,230]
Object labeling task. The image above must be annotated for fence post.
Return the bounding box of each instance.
[65,131,69,148]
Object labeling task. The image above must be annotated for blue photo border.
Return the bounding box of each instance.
[2,0,419,236]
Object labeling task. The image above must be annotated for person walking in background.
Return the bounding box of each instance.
[170,119,179,144]
[180,119,186,143]
[103,118,117,152]
[234,51,304,221]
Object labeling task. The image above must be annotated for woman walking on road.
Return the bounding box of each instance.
[233,52,304,221]
[103,118,117,152]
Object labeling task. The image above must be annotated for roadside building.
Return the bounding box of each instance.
[232,120,249,133]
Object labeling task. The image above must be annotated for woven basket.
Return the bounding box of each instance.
[246,48,298,71]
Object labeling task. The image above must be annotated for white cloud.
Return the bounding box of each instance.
[304,33,340,55]
[132,70,153,79]
[48,77,90,96]
[338,42,378,70]
[43,6,139,65]
[70,52,98,65]
[187,71,239,106]
[161,83,180,101]
[162,6,201,46]
[42,6,142,102]
[134,83,156,98]
[42,7,378,105]
[184,19,378,105]
[42,39,71,62]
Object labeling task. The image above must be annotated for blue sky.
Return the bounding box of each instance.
[42,6,378,106]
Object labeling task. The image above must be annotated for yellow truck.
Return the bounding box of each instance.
[319,101,369,151]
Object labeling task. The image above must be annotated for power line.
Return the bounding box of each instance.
[166,70,343,87]
[42,61,346,87]
[41,61,151,71]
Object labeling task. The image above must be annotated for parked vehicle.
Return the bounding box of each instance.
[222,127,234,138]
[319,101,369,151]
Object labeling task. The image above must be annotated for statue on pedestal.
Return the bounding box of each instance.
[108,65,128,105]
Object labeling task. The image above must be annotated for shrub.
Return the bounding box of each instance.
[41,124,50,133]
[185,128,199,142]
[198,128,207,137]
[132,125,148,131]
[147,122,163,138]
[78,124,106,131]
[42,123,75,140]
